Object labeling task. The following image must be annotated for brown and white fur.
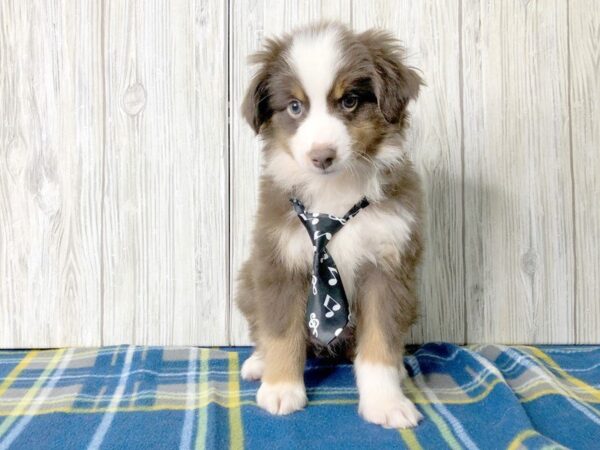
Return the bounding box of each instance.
[235,22,425,429]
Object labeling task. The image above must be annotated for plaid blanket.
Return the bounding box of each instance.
[0,344,598,449]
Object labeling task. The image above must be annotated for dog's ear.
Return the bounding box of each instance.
[359,30,424,124]
[241,67,271,134]
[241,38,284,134]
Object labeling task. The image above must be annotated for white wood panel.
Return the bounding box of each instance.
[1,1,598,347]
[569,1,600,343]
[353,0,464,344]
[0,1,103,347]
[462,0,574,343]
[229,0,352,345]
[102,0,228,345]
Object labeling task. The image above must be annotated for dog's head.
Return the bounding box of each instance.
[242,22,423,178]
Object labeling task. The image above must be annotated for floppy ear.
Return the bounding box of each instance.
[359,30,424,124]
[241,67,271,134]
[241,38,284,134]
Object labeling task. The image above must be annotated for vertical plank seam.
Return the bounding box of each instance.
[566,0,578,342]
[458,0,467,345]
[99,0,107,347]
[226,0,233,345]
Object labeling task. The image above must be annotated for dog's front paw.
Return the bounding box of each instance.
[359,393,423,429]
[241,352,264,381]
[256,382,307,415]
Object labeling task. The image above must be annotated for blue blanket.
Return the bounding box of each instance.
[0,344,599,449]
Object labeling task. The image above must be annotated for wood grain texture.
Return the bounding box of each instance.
[0,1,103,347]
[229,0,352,345]
[1,1,598,347]
[102,0,228,345]
[462,0,574,343]
[353,0,464,344]
[569,1,600,343]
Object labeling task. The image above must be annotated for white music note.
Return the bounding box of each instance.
[308,313,319,337]
[323,295,341,318]
[313,231,331,241]
[299,213,308,221]
[327,214,347,225]
[311,217,319,224]
[327,267,339,286]
[311,275,318,295]
[319,252,330,263]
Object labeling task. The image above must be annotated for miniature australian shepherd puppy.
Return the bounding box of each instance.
[235,22,425,429]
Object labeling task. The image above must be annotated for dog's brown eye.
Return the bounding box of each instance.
[287,99,303,118]
[341,95,358,111]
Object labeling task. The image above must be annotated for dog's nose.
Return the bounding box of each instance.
[309,145,337,170]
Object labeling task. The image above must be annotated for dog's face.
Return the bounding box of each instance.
[242,23,423,177]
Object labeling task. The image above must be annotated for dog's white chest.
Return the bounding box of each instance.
[277,206,414,300]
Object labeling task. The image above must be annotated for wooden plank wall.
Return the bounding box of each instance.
[101,1,228,346]
[462,1,574,343]
[0,1,104,346]
[0,0,598,347]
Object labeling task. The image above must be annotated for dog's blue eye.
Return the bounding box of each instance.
[341,95,358,111]
[287,100,303,117]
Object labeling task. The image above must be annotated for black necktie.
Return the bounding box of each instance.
[290,197,370,346]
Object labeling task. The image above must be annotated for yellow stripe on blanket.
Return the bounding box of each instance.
[0,351,38,398]
[228,352,244,450]
[527,347,600,402]
[195,348,210,449]
[0,349,65,437]
[507,429,540,450]
[404,377,462,450]
[399,428,423,450]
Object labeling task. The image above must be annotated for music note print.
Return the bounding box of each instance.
[308,313,319,337]
[327,266,339,286]
[323,295,341,318]
[289,195,370,346]
[327,214,347,225]
[313,231,332,242]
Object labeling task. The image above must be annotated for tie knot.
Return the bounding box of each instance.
[290,197,370,249]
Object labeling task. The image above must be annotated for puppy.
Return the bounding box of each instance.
[235,22,424,429]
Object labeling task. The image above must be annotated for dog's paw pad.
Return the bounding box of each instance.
[256,382,307,415]
[241,353,264,381]
[359,396,423,429]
